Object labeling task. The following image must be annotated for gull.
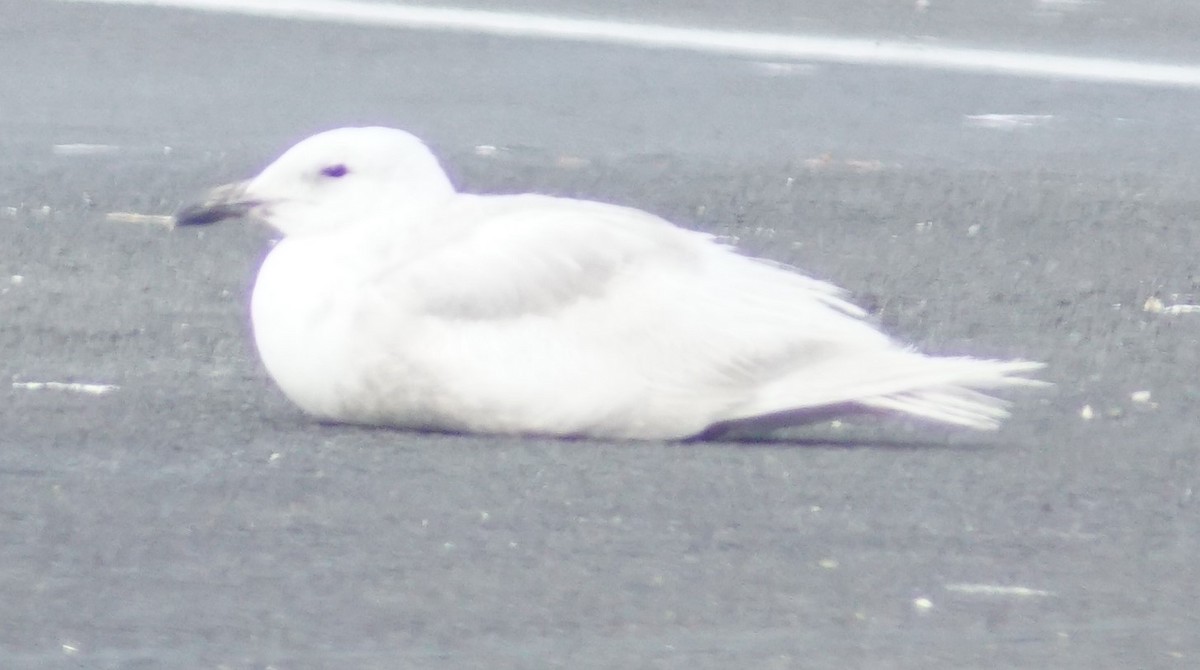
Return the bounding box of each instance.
[176,127,1046,440]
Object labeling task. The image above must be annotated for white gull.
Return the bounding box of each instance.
[177,126,1045,440]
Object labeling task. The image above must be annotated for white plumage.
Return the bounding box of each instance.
[178,126,1045,440]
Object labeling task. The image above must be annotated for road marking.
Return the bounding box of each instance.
[106,211,177,228]
[13,381,120,395]
[60,0,1200,88]
[945,583,1055,597]
[1145,296,1200,315]
[52,143,121,156]
[963,114,1056,130]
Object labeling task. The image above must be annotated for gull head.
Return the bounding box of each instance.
[176,126,456,237]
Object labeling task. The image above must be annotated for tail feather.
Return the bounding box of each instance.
[861,388,1013,430]
[730,354,1047,431]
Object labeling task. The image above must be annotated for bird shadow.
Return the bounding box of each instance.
[684,403,1004,451]
[298,414,1004,452]
[686,431,1001,452]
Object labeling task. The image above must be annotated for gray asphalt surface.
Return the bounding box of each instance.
[3,1,1199,668]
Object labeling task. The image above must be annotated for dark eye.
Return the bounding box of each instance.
[320,164,349,178]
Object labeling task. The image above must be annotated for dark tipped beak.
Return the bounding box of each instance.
[174,180,258,226]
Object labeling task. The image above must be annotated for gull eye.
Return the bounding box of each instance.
[320,164,349,178]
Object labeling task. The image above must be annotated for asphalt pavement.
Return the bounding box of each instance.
[2,1,1199,668]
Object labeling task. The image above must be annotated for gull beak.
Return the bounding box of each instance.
[174,180,259,226]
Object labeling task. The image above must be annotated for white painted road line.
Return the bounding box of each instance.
[59,0,1200,88]
[945,583,1055,598]
[13,381,120,395]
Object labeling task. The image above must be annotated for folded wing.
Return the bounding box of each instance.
[360,193,1041,439]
